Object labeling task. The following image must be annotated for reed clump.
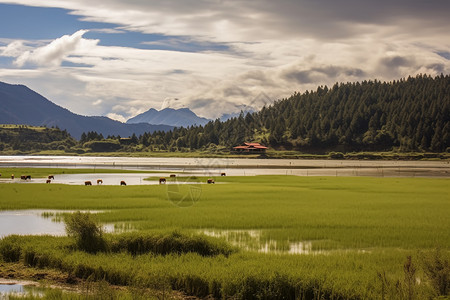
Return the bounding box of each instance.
[108,230,234,257]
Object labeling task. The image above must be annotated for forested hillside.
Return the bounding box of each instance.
[0,125,77,153]
[135,74,448,153]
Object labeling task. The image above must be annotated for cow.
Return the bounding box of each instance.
[26,175,31,180]
[48,175,54,180]
[85,181,92,186]
[120,181,127,186]
[170,174,176,178]
[159,177,166,184]
[46,179,51,184]
[207,179,215,184]
[221,173,226,176]
[21,175,27,180]
[97,179,103,185]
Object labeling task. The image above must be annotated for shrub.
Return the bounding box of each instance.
[328,151,345,159]
[83,140,121,152]
[65,212,106,253]
[109,231,234,257]
[0,237,21,262]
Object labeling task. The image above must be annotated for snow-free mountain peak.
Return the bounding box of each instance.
[127,107,211,127]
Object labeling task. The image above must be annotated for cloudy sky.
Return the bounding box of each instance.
[0,0,449,121]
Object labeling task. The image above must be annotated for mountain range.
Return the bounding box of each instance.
[0,82,173,139]
[127,107,210,127]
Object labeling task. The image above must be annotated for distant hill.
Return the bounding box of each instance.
[127,107,211,127]
[0,82,173,139]
[0,125,76,153]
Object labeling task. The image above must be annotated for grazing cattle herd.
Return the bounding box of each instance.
[3,172,223,186]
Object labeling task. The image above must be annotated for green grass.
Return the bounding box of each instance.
[0,175,449,299]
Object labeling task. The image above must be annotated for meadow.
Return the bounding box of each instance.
[0,171,449,299]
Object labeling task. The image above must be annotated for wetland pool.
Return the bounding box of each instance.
[0,210,116,238]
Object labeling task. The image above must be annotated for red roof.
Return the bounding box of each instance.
[233,142,268,150]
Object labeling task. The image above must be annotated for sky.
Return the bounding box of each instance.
[0,1,449,121]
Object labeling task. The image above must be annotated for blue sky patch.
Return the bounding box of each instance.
[0,56,14,67]
[436,51,450,60]
[61,61,94,68]
[0,4,116,40]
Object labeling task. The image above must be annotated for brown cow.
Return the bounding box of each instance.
[159,177,166,184]
[97,179,103,185]
[170,174,176,178]
[207,179,215,184]
[48,175,54,180]
[120,181,127,186]
[85,181,92,186]
[21,175,26,180]
[46,179,51,184]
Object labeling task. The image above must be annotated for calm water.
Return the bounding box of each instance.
[202,229,316,255]
[0,210,115,238]
[0,283,43,299]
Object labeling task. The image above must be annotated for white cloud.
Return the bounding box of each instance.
[1,40,28,57]
[12,30,97,67]
[106,113,126,123]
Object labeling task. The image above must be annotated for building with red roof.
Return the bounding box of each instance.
[233,142,268,153]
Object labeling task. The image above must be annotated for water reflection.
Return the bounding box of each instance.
[0,210,116,238]
[0,283,43,299]
[201,229,315,255]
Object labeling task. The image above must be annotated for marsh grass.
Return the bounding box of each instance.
[1,175,449,299]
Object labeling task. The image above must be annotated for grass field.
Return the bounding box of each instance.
[0,174,449,299]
